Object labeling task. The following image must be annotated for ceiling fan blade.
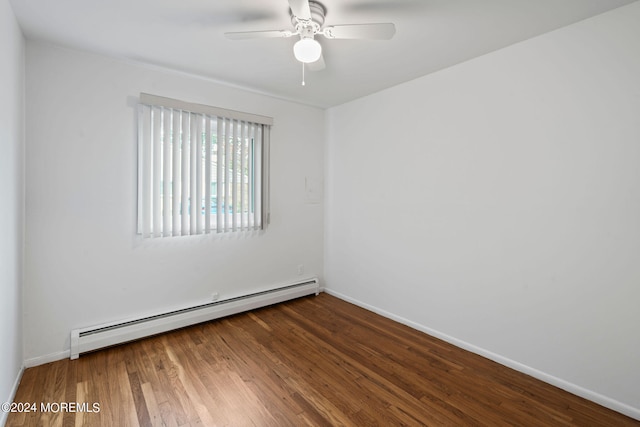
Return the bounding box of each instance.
[307,54,326,71]
[224,30,294,40]
[288,0,311,20]
[322,23,396,40]
[168,9,278,27]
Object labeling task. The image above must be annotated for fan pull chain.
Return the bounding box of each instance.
[301,62,306,86]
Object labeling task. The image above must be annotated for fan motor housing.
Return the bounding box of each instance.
[291,0,326,28]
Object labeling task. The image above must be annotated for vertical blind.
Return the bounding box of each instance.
[137,94,272,238]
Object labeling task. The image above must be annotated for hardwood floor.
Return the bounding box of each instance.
[7,293,639,426]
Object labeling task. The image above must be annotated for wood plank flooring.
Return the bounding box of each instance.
[7,293,639,426]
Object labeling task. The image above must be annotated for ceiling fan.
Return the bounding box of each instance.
[224,0,396,74]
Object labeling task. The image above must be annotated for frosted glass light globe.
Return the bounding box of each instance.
[293,38,322,63]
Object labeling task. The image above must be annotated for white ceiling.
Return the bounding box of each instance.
[10,0,636,108]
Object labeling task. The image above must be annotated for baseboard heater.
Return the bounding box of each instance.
[70,278,319,360]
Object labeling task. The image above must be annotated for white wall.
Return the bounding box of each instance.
[0,0,24,421]
[24,42,324,362]
[326,2,640,418]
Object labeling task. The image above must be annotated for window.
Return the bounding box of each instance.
[137,93,271,237]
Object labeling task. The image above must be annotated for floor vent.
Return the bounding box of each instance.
[70,278,319,359]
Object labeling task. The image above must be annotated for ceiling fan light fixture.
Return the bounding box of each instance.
[293,38,322,63]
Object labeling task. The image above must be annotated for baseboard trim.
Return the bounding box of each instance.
[324,288,640,421]
[1,365,25,427]
[24,350,70,368]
